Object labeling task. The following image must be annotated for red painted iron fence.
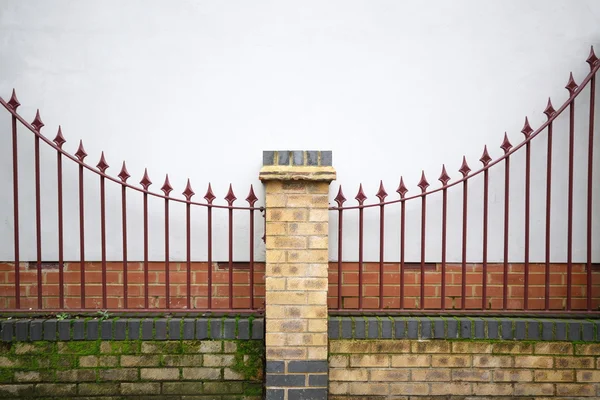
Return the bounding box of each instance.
[0,93,265,313]
[329,48,600,315]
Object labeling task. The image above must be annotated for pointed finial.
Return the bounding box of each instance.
[334,186,347,207]
[7,89,20,110]
[53,126,66,148]
[225,184,237,205]
[396,177,408,198]
[587,46,599,69]
[438,164,450,186]
[140,168,152,190]
[183,179,195,200]
[31,109,44,131]
[480,145,492,166]
[500,132,512,154]
[96,152,109,173]
[355,184,367,205]
[543,98,556,119]
[459,156,471,177]
[521,117,533,138]
[204,183,216,204]
[161,174,173,196]
[565,72,578,94]
[245,185,258,206]
[75,140,87,161]
[118,161,130,182]
[375,181,388,202]
[417,171,429,193]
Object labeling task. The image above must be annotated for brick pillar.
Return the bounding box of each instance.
[259,151,335,400]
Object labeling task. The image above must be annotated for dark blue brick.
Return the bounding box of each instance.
[459,318,471,339]
[555,322,567,340]
[288,360,327,373]
[58,320,71,341]
[341,318,352,339]
[182,319,195,340]
[527,320,540,340]
[141,320,153,340]
[237,319,249,340]
[568,321,581,341]
[474,319,485,339]
[292,151,304,166]
[266,361,284,373]
[367,317,379,339]
[433,318,446,339]
[86,320,99,340]
[101,320,113,340]
[596,321,600,341]
[30,320,44,341]
[515,320,526,340]
[223,318,236,339]
[72,320,84,340]
[278,151,290,166]
[328,317,339,339]
[421,318,432,339]
[308,374,328,387]
[1,321,13,341]
[154,319,167,340]
[196,319,208,339]
[251,318,264,339]
[266,374,305,387]
[265,389,284,400]
[168,319,181,340]
[582,321,594,342]
[501,320,513,340]
[321,151,333,166]
[407,320,418,339]
[486,320,499,339]
[210,318,222,339]
[15,321,28,341]
[128,319,140,340]
[114,320,127,340]
[381,318,392,339]
[263,151,275,166]
[43,320,57,341]
[542,321,554,340]
[288,388,327,400]
[447,319,458,339]
[307,151,318,166]
[354,318,366,339]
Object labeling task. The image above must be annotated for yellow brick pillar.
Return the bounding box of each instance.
[259,150,335,400]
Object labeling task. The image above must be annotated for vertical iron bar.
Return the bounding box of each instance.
[441,188,447,310]
[567,100,575,311]
[461,181,468,310]
[482,169,489,310]
[207,205,212,309]
[337,209,343,310]
[503,157,510,310]
[228,207,234,310]
[143,192,149,309]
[545,122,553,310]
[524,141,531,310]
[358,206,364,311]
[249,209,255,310]
[79,164,85,308]
[11,114,20,309]
[587,73,596,311]
[164,198,170,309]
[186,203,191,309]
[57,151,64,309]
[34,135,42,310]
[121,186,128,309]
[400,201,405,310]
[100,175,107,309]
[379,203,384,309]
[420,196,426,310]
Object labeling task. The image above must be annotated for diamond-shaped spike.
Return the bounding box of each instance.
[334,186,347,207]
[521,117,533,138]
[161,174,173,196]
[7,89,20,110]
[375,181,388,202]
[543,98,556,119]
[459,156,471,177]
[480,145,492,166]
[224,184,237,205]
[96,152,109,173]
[183,179,195,200]
[31,109,44,131]
[587,46,599,69]
[500,132,512,154]
[417,171,429,193]
[396,177,408,198]
[140,168,152,190]
[204,183,216,204]
[565,72,578,94]
[53,126,66,148]
[355,184,367,205]
[438,165,450,186]
[118,161,130,182]
[75,140,87,161]
[245,185,258,206]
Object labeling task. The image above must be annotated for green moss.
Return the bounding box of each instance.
[0,368,13,383]
[60,340,100,355]
[230,340,264,380]
[243,382,263,396]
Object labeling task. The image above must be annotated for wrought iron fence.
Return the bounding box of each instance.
[0,93,265,313]
[329,47,600,315]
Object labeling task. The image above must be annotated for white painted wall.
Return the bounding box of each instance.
[0,0,598,262]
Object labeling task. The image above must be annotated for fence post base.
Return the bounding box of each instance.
[260,151,335,400]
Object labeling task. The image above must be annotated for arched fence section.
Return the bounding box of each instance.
[0,93,265,313]
[329,48,600,315]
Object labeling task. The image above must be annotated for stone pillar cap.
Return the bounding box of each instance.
[260,150,336,182]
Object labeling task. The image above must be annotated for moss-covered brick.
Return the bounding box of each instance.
[55,369,96,382]
[0,384,34,397]
[57,341,100,355]
[121,354,161,367]
[141,341,182,354]
[14,342,53,355]
[162,381,204,394]
[97,368,138,382]
[77,382,121,396]
[203,381,243,394]
[140,368,180,381]
[100,340,139,354]
[162,354,203,367]
[34,383,77,397]
[120,382,161,395]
